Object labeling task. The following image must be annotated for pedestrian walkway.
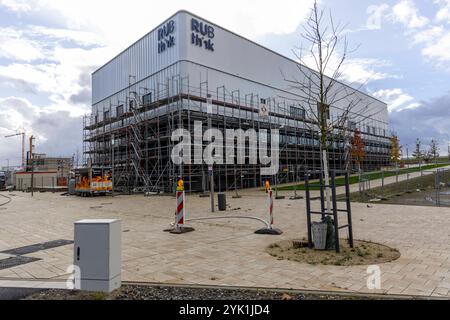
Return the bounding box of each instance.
[0,184,450,298]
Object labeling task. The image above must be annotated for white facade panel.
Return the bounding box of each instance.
[177,11,388,129]
[91,10,388,130]
[92,12,187,105]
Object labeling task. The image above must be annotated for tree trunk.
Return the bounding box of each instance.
[322,149,331,214]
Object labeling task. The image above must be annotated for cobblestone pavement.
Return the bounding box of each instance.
[0,171,450,298]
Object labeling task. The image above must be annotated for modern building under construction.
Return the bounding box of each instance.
[84,10,391,193]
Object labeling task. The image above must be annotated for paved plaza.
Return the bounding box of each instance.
[1,173,450,298]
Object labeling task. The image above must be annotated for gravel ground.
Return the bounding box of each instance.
[0,287,44,300]
[25,285,409,300]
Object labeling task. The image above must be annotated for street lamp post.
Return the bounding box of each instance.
[207,94,214,213]
[29,136,35,197]
[5,159,9,188]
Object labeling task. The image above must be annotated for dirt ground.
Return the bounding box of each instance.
[266,240,401,266]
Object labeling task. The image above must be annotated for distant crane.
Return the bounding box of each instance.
[4,132,25,170]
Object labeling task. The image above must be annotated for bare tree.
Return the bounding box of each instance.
[429,139,440,165]
[283,1,380,211]
[412,138,423,164]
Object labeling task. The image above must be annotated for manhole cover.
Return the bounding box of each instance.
[0,239,73,256]
[0,256,41,270]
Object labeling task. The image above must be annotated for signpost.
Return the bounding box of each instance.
[209,165,214,212]
[207,95,214,213]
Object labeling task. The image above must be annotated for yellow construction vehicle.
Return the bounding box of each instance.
[75,167,112,197]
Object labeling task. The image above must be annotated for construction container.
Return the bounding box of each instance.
[75,167,112,197]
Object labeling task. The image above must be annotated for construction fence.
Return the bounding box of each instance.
[358,166,450,207]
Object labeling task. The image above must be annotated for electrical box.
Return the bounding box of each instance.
[74,219,122,293]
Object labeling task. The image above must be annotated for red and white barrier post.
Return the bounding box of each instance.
[255,187,283,235]
[268,189,274,229]
[175,189,185,229]
[167,179,195,234]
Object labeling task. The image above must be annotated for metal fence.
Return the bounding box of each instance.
[359,167,450,207]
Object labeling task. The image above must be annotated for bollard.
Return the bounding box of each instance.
[218,193,227,211]
[255,189,283,235]
[165,179,195,234]
[176,190,185,227]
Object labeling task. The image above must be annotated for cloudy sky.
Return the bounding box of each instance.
[0,0,449,167]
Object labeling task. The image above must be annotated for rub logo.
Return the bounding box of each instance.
[158,20,175,54]
[191,18,215,52]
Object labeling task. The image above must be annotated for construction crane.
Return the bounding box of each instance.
[4,132,25,170]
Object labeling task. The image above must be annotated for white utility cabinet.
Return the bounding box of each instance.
[74,219,122,292]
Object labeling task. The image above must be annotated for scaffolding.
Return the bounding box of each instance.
[83,76,391,194]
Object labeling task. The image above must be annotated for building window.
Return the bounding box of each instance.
[290,106,305,119]
[143,93,152,106]
[103,110,109,121]
[116,105,124,117]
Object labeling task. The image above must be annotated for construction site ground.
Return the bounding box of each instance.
[1,166,450,299]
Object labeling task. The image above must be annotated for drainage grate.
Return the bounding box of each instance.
[0,256,41,270]
[0,239,73,256]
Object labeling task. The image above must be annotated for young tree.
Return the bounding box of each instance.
[351,129,365,172]
[284,1,378,211]
[390,135,401,167]
[429,139,440,164]
[412,138,423,164]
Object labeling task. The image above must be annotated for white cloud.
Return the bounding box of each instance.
[0,28,45,62]
[0,1,317,121]
[421,32,450,62]
[372,88,419,112]
[2,0,316,45]
[0,96,82,163]
[404,102,422,109]
[435,0,450,22]
[28,25,104,47]
[341,58,401,84]
[366,4,390,30]
[0,0,31,12]
[413,26,444,44]
[416,1,450,64]
[392,0,429,29]
[300,53,400,85]
[0,23,117,117]
[368,1,450,68]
